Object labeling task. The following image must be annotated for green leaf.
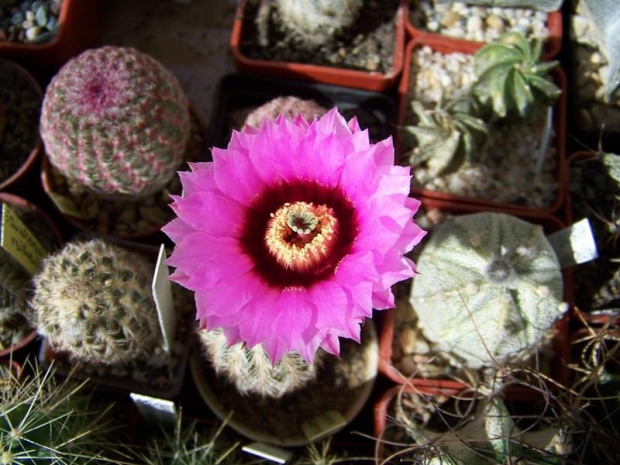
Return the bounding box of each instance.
[509,71,535,119]
[533,60,559,74]
[473,63,513,118]
[474,44,521,77]
[527,74,562,103]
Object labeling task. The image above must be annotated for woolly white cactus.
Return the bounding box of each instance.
[410,212,566,369]
[274,0,363,46]
[198,329,319,398]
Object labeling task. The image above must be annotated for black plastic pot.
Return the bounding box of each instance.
[207,73,398,151]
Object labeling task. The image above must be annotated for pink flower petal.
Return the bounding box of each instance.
[212,147,267,206]
[173,191,246,236]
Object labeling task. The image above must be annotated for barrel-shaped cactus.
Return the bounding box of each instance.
[275,0,363,46]
[0,362,119,463]
[472,31,561,120]
[40,46,190,198]
[244,96,327,129]
[410,212,566,369]
[31,239,161,365]
[402,99,489,176]
[198,329,319,398]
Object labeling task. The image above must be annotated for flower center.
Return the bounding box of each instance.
[265,201,339,272]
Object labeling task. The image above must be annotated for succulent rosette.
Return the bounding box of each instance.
[164,109,425,363]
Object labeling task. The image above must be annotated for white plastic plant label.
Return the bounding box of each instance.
[534,106,553,182]
[130,393,178,429]
[152,244,176,353]
[547,218,599,268]
[0,204,48,274]
[242,443,293,464]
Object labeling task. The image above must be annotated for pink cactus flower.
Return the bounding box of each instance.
[163,109,425,363]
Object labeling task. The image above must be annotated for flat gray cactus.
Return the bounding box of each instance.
[410,212,566,369]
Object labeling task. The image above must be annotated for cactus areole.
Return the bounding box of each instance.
[410,212,566,369]
[40,46,190,198]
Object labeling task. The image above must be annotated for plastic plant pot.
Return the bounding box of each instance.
[373,382,572,465]
[230,0,406,92]
[190,320,379,448]
[207,73,398,150]
[403,0,563,60]
[378,197,572,393]
[0,192,62,359]
[0,0,103,71]
[0,58,42,192]
[397,36,568,216]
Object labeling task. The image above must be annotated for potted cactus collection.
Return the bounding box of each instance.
[230,0,406,91]
[406,0,563,59]
[39,45,206,239]
[1,0,619,462]
[399,31,566,214]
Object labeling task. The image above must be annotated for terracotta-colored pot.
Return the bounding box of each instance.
[397,36,567,216]
[0,0,103,70]
[378,197,572,391]
[403,0,562,60]
[373,381,568,464]
[0,192,62,358]
[40,104,208,241]
[230,0,406,92]
[0,58,42,192]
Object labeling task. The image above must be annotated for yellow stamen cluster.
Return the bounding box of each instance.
[265,201,339,272]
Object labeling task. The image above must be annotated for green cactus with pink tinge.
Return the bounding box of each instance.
[40,46,190,198]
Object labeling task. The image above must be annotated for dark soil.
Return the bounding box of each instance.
[239,0,400,74]
[0,61,40,184]
[569,154,620,313]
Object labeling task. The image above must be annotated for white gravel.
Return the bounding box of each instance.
[404,46,558,209]
[409,0,550,43]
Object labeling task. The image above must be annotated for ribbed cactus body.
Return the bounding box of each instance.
[199,329,318,398]
[410,212,565,369]
[402,99,489,176]
[472,31,561,120]
[244,96,327,128]
[40,46,190,197]
[31,239,161,365]
[275,0,363,45]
